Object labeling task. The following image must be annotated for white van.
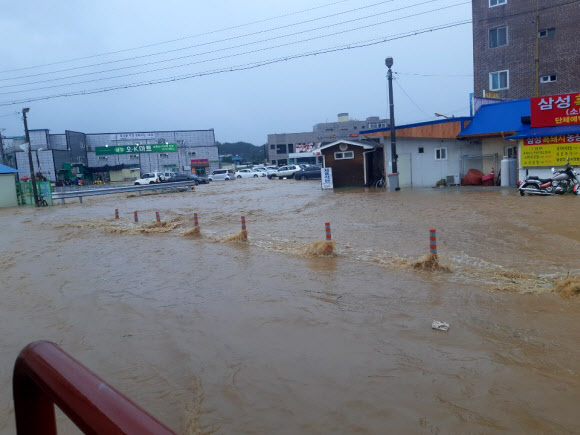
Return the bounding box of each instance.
[209,169,235,181]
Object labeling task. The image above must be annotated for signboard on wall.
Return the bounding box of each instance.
[295,143,314,153]
[520,136,580,166]
[191,158,209,167]
[530,92,580,128]
[321,167,333,189]
[109,133,156,141]
[95,143,177,155]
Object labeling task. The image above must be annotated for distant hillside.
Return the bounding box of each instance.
[217,141,266,163]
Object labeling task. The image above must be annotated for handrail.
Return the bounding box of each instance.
[13,341,175,434]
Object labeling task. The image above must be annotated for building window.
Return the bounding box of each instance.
[368,122,387,129]
[159,153,169,158]
[271,160,276,165]
[98,156,108,161]
[540,74,557,83]
[418,147,424,154]
[288,144,294,153]
[489,70,509,90]
[334,151,354,160]
[129,154,139,159]
[270,144,275,150]
[435,148,447,160]
[489,0,506,7]
[539,28,555,38]
[187,151,196,156]
[489,26,507,48]
[276,144,287,154]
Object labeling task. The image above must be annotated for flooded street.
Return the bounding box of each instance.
[1,179,579,434]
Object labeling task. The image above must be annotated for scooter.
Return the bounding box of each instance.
[518,161,580,196]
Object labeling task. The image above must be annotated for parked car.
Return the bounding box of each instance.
[294,165,322,180]
[163,171,176,181]
[264,166,279,176]
[134,172,165,185]
[165,173,209,185]
[209,169,235,181]
[235,169,261,179]
[268,165,303,179]
[252,168,268,177]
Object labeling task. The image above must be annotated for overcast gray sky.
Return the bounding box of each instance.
[0,0,473,144]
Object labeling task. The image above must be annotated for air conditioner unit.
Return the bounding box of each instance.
[446,173,460,185]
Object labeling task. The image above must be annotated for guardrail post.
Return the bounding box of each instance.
[194,213,198,227]
[134,211,139,223]
[156,211,161,222]
[325,222,331,240]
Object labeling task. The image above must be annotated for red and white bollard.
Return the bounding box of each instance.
[155,211,161,222]
[194,213,199,227]
[115,209,119,219]
[241,215,246,231]
[134,211,139,223]
[429,228,437,257]
[325,222,331,241]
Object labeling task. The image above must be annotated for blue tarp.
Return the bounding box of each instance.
[458,99,530,137]
[507,123,580,139]
[0,163,18,174]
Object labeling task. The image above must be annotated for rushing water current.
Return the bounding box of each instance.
[1,179,579,434]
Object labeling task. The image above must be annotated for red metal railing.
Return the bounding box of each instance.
[13,341,175,434]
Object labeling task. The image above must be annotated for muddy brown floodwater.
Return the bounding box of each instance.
[1,179,579,434]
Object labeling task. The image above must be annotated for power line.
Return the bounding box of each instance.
[0,21,470,107]
[0,0,401,81]
[393,79,432,118]
[0,0,350,74]
[0,1,470,95]
[395,72,472,77]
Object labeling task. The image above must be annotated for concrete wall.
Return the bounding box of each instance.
[382,137,482,187]
[0,174,18,207]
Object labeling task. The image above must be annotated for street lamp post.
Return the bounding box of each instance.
[385,57,400,191]
[22,108,39,207]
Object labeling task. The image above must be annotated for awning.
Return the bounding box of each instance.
[458,99,530,138]
[507,124,580,139]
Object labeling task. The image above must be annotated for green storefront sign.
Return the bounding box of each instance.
[95,143,178,155]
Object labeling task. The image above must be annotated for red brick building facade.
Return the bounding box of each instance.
[472,0,580,100]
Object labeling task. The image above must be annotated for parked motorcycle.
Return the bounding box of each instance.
[519,161,580,196]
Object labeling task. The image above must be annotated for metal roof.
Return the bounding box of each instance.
[458,99,530,137]
[0,163,18,174]
[507,123,580,139]
[361,117,472,135]
[317,140,375,151]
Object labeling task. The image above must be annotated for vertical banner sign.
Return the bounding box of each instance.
[530,92,580,127]
[321,167,333,189]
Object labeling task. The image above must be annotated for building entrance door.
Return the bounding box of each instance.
[398,153,412,187]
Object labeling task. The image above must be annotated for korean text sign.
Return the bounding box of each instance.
[530,92,580,128]
[520,135,580,167]
[95,143,178,155]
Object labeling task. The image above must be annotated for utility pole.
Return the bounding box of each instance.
[0,128,5,165]
[22,108,39,207]
[385,57,400,191]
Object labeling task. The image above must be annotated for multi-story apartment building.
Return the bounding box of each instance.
[473,0,580,100]
[268,113,388,166]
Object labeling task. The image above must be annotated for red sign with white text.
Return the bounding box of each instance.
[531,92,580,127]
[191,158,209,164]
